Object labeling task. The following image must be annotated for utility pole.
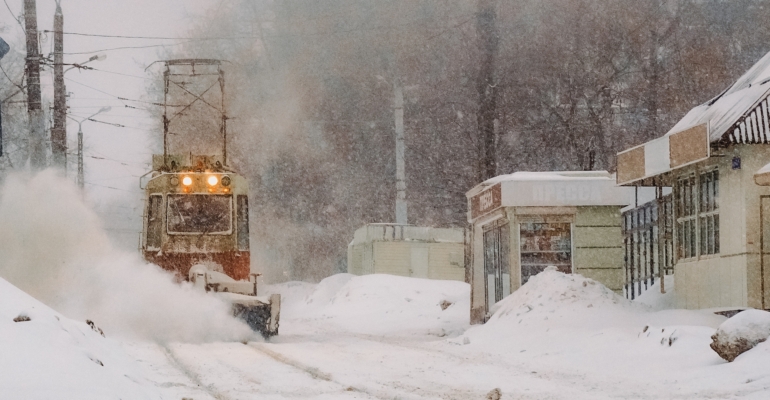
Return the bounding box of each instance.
[52,1,66,169]
[394,81,407,225]
[24,0,46,170]
[476,0,499,181]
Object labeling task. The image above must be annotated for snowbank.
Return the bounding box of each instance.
[633,274,677,311]
[0,277,160,400]
[458,269,729,386]
[267,273,470,337]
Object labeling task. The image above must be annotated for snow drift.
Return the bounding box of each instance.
[0,276,160,399]
[457,268,734,388]
[268,273,470,336]
[0,171,253,342]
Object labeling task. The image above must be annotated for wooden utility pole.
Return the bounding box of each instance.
[24,0,46,170]
[52,1,66,169]
[476,0,498,181]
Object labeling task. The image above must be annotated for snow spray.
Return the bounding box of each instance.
[0,170,255,342]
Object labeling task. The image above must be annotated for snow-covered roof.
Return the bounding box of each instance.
[665,50,770,143]
[468,171,614,197]
[467,171,633,221]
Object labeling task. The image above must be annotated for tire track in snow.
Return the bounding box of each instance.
[162,344,231,400]
[248,342,493,400]
[166,342,376,399]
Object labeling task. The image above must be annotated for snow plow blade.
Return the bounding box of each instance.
[225,293,281,337]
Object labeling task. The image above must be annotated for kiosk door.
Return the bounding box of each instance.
[484,220,511,311]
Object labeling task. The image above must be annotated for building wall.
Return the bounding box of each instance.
[347,240,465,281]
[573,206,625,292]
[673,144,770,309]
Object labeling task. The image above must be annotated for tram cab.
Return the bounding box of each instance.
[141,154,251,281]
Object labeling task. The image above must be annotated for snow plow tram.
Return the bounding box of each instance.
[139,59,279,337]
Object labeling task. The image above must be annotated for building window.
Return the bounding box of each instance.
[520,222,572,284]
[699,169,719,255]
[675,168,719,259]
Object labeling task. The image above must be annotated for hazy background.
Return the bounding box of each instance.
[3,0,770,283]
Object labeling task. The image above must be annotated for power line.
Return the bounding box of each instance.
[62,41,198,55]
[88,67,153,80]
[43,30,254,40]
[2,0,22,27]
[64,77,182,107]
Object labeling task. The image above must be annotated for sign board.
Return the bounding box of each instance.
[669,124,710,168]
[616,123,710,185]
[507,179,632,207]
[470,183,502,219]
[617,146,645,185]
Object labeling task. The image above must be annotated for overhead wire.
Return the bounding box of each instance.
[2,0,22,27]
[65,77,183,107]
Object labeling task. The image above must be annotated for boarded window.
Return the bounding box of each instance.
[146,195,163,250]
[167,194,232,234]
[237,195,250,251]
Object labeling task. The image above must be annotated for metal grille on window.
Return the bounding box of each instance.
[699,169,719,255]
[622,194,674,299]
[676,174,697,259]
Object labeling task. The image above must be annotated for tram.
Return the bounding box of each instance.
[139,59,279,336]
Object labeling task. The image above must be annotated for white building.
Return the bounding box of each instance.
[347,224,465,281]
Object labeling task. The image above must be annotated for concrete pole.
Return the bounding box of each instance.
[52,1,67,170]
[394,82,407,225]
[24,0,47,170]
[77,123,83,191]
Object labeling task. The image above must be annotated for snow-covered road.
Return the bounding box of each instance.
[120,272,770,400]
[5,266,770,399]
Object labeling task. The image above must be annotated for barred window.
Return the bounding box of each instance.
[699,169,719,255]
[675,169,719,259]
[676,174,697,259]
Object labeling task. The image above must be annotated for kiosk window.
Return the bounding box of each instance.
[520,222,572,284]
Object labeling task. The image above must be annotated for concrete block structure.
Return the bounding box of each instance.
[347,224,465,281]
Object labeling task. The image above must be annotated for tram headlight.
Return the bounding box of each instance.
[182,176,193,186]
[221,175,231,187]
[170,176,179,185]
[207,175,219,186]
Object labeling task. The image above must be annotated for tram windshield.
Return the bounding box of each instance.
[167,194,232,234]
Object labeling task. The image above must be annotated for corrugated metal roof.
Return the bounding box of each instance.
[665,51,770,144]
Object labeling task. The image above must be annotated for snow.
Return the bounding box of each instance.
[474,170,615,188]
[4,174,770,399]
[714,309,770,345]
[665,50,770,142]
[267,273,470,337]
[0,277,161,399]
[632,274,677,311]
[0,171,255,343]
